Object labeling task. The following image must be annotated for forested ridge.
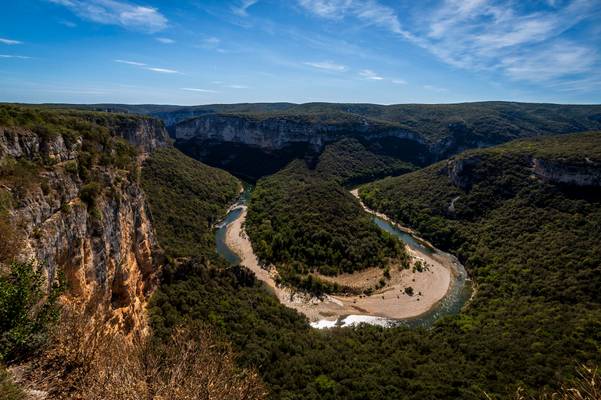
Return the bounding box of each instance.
[245,159,404,288]
[141,146,240,260]
[61,101,601,145]
[315,137,416,185]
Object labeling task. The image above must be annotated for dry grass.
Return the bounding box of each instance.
[25,307,267,400]
[0,216,21,265]
[485,365,600,400]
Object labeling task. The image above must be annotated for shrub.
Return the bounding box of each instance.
[79,182,101,208]
[64,161,78,175]
[0,262,62,362]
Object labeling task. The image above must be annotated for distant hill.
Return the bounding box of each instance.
[170,101,601,179]
[37,102,297,127]
[19,101,601,180]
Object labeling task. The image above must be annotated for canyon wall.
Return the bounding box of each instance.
[532,157,601,187]
[0,116,169,335]
[174,114,424,152]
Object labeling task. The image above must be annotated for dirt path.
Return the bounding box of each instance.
[224,201,454,324]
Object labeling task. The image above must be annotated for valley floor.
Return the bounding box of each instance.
[224,203,455,324]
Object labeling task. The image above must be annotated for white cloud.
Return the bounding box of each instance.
[145,67,179,74]
[297,0,408,36]
[359,69,384,80]
[181,87,218,93]
[115,59,179,74]
[115,59,146,66]
[392,79,407,85]
[0,54,31,59]
[48,0,167,33]
[501,41,597,81]
[0,38,22,45]
[156,37,175,44]
[304,61,347,71]
[298,0,601,87]
[232,0,258,17]
[227,84,249,89]
[412,0,600,82]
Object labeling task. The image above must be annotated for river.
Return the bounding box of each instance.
[215,185,473,329]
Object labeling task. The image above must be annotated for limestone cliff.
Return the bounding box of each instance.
[446,155,483,190]
[0,109,169,335]
[532,157,601,187]
[445,152,601,191]
[175,114,424,152]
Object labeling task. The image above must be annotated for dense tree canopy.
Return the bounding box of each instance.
[246,160,403,282]
[151,132,601,400]
[141,147,240,259]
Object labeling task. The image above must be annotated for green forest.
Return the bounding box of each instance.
[245,159,403,286]
[141,147,240,260]
[151,131,601,399]
[315,137,415,185]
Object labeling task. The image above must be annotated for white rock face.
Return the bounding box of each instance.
[532,158,601,187]
[174,114,424,152]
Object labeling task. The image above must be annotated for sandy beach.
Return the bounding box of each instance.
[224,201,454,323]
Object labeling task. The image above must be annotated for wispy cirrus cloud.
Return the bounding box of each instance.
[156,37,175,44]
[359,69,384,80]
[297,0,408,37]
[414,0,599,77]
[227,84,249,89]
[232,0,258,17]
[114,59,180,74]
[0,38,22,45]
[48,0,167,33]
[115,59,146,66]
[0,54,31,59]
[500,41,597,82]
[145,67,179,74]
[297,0,601,88]
[181,87,218,93]
[304,60,347,71]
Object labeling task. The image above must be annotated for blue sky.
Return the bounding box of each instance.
[1,0,600,105]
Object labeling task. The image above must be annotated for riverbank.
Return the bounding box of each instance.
[224,204,454,324]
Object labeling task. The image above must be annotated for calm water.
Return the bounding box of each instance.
[216,186,473,329]
[215,183,253,265]
[215,206,243,265]
[370,215,473,329]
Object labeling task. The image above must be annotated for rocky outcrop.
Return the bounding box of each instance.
[532,157,601,187]
[175,114,424,153]
[446,155,482,190]
[110,117,170,153]
[0,117,169,335]
[446,153,601,191]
